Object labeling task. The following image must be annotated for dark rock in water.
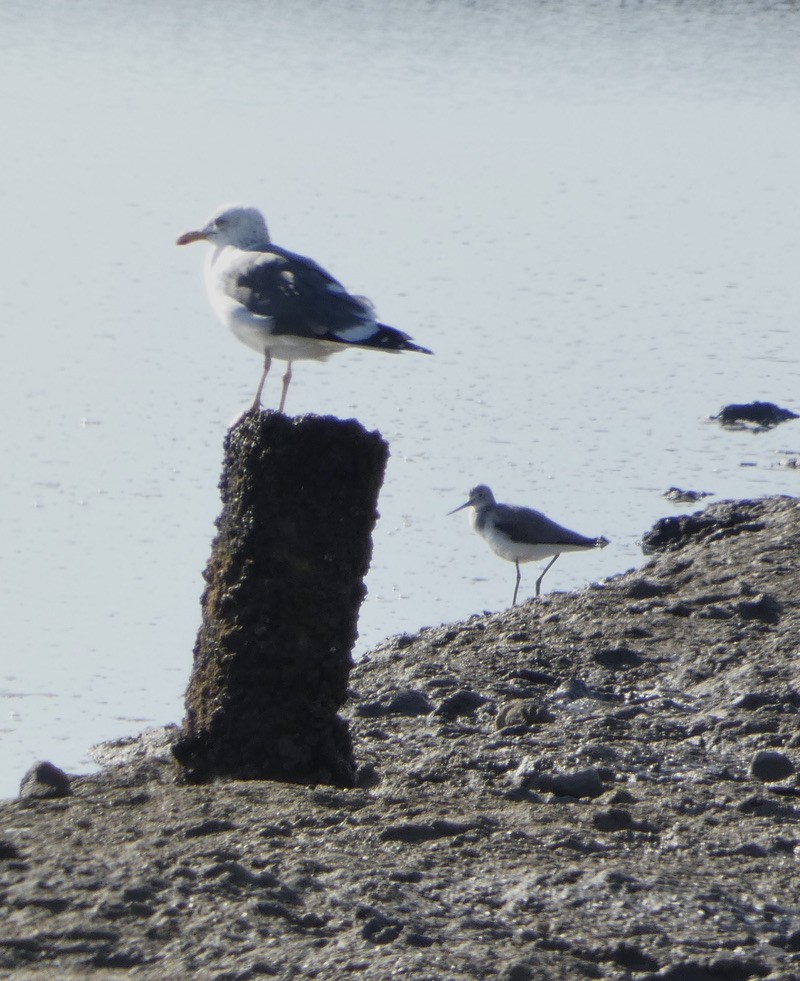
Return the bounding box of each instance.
[712,400,798,431]
[641,498,772,554]
[173,411,388,787]
[750,750,795,783]
[19,761,72,799]
[664,487,713,504]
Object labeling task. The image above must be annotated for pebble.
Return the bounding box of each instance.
[512,762,605,798]
[750,750,795,782]
[495,700,554,730]
[386,689,434,715]
[435,689,490,718]
[19,761,72,799]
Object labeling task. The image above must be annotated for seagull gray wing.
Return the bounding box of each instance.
[493,504,599,548]
[227,247,383,344]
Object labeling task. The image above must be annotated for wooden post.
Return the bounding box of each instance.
[173,411,389,787]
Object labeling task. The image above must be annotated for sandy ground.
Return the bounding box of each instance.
[1,495,799,980]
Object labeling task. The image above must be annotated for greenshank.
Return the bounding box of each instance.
[449,484,609,605]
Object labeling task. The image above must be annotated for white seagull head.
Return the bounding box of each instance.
[176,203,271,250]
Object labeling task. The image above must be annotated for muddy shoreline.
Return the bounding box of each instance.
[2,496,799,980]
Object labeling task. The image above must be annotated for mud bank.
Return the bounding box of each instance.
[1,496,799,980]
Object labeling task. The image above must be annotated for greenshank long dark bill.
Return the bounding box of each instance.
[449,484,609,606]
[177,204,432,413]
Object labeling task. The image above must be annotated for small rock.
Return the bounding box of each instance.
[392,633,416,649]
[499,963,536,981]
[541,767,605,799]
[0,839,20,859]
[697,604,734,621]
[624,578,670,599]
[496,699,554,730]
[734,692,776,710]
[123,883,157,903]
[750,750,795,783]
[777,928,800,951]
[386,689,434,715]
[298,912,326,929]
[707,955,769,979]
[593,808,635,831]
[359,911,402,944]
[355,688,435,718]
[354,700,387,718]
[664,487,713,504]
[641,515,705,554]
[509,668,558,687]
[593,808,660,834]
[593,646,643,669]
[380,818,491,843]
[733,842,769,858]
[605,941,659,972]
[19,761,72,799]
[735,594,782,624]
[648,956,768,980]
[184,819,238,838]
[436,689,490,718]
[641,501,767,554]
[202,861,281,888]
[559,678,623,703]
[737,795,798,818]
[355,763,381,789]
[388,869,423,883]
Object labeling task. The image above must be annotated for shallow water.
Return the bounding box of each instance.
[0,0,798,799]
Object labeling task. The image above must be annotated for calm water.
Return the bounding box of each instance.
[1,0,798,799]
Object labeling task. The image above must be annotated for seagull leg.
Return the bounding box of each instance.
[278,361,293,414]
[535,554,560,597]
[512,560,522,606]
[252,351,272,411]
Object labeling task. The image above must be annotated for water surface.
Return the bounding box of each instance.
[1,0,798,798]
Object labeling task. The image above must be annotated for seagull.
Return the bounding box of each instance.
[449,484,609,606]
[176,204,432,413]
